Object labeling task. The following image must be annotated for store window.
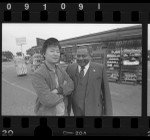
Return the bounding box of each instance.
[106,39,142,85]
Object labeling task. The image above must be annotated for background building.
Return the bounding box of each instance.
[26,38,45,56]
[26,25,142,84]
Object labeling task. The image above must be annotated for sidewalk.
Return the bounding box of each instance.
[109,82,141,116]
[26,63,142,116]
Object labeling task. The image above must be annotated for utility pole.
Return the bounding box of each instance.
[21,44,23,56]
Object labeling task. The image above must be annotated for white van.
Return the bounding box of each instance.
[14,56,27,76]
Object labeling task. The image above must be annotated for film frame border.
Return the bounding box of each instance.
[0,2,149,136]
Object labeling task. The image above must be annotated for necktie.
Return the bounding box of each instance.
[79,66,85,79]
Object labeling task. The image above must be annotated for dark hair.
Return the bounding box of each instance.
[42,38,61,55]
[76,46,92,56]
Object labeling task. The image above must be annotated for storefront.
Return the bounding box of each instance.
[106,39,142,84]
[26,25,142,84]
[60,25,142,84]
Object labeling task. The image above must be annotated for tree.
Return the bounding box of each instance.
[16,52,24,56]
[2,51,13,59]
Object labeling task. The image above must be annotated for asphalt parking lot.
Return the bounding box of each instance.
[2,61,141,116]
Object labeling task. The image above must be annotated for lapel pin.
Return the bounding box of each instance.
[93,69,96,72]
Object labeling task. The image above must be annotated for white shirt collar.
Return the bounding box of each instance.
[78,62,90,74]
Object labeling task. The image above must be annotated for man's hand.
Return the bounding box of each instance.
[63,80,67,85]
[51,80,67,96]
[56,87,63,95]
[51,89,58,94]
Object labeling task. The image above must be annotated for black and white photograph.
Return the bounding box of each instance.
[148,24,150,116]
[2,24,142,116]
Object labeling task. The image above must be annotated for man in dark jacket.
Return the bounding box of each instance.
[66,46,112,116]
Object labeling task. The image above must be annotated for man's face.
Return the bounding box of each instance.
[76,48,91,67]
[45,45,60,64]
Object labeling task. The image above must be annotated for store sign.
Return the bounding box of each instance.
[16,37,26,46]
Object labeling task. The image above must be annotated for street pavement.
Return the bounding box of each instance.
[2,61,142,116]
[2,62,36,116]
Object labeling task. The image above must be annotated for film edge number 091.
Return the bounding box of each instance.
[4,3,101,11]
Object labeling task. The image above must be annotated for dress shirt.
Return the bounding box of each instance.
[78,62,90,77]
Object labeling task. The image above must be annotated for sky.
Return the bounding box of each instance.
[2,23,140,55]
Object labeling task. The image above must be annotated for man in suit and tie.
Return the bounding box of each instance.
[66,46,113,116]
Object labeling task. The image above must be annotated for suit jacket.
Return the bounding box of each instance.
[66,62,113,116]
[31,62,74,116]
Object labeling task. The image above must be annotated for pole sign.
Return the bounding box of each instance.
[16,37,26,46]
